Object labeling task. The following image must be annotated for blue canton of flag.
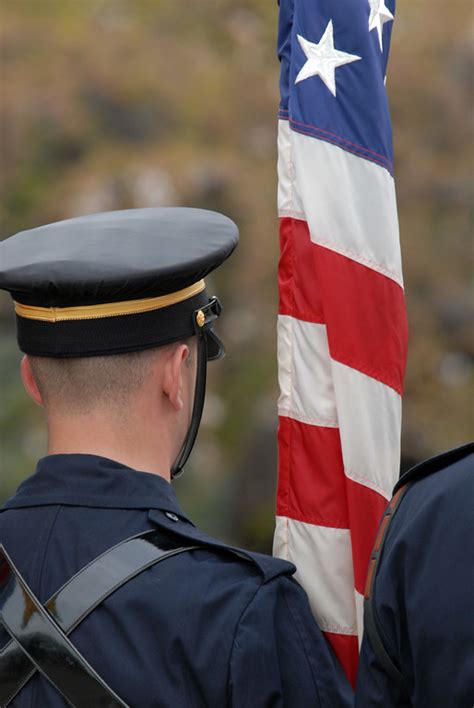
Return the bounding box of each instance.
[278,0,395,173]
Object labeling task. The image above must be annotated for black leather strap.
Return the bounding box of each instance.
[0,545,128,707]
[0,529,199,707]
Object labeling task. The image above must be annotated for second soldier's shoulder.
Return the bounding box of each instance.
[386,442,474,543]
[395,441,474,499]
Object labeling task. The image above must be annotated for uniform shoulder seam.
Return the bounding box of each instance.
[227,575,264,701]
[281,578,323,705]
[228,575,324,705]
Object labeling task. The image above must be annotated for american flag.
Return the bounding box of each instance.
[273,0,408,686]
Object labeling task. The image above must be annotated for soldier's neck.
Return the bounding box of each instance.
[46,410,173,482]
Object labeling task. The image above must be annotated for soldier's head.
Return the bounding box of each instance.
[0,208,238,477]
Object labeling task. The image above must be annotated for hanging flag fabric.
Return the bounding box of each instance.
[274,0,408,687]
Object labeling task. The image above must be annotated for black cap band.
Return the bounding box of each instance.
[16,290,211,358]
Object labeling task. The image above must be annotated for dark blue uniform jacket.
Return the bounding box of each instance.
[0,454,352,707]
[356,444,474,707]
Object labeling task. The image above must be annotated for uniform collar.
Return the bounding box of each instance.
[2,454,192,523]
[3,454,297,584]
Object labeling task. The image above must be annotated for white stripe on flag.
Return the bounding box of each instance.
[274,515,358,635]
[280,123,403,286]
[277,120,305,218]
[277,315,338,428]
[355,590,365,649]
[331,359,402,498]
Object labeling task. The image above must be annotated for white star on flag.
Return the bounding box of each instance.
[368,0,394,52]
[295,21,361,97]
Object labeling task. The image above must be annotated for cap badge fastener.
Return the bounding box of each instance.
[196,310,206,328]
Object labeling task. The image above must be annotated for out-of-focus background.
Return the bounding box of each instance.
[1,1,472,551]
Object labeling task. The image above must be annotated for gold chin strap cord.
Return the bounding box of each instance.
[15,280,206,323]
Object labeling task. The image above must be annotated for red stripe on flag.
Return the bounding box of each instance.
[313,241,408,395]
[278,216,324,324]
[324,631,359,688]
[277,416,349,528]
[280,217,408,394]
[345,477,389,594]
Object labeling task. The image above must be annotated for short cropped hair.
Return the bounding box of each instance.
[29,348,164,415]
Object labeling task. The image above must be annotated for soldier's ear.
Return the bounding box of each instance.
[20,355,44,407]
[162,344,189,412]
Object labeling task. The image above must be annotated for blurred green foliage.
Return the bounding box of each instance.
[0,0,472,550]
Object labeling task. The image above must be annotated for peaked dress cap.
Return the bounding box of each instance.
[0,207,238,358]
